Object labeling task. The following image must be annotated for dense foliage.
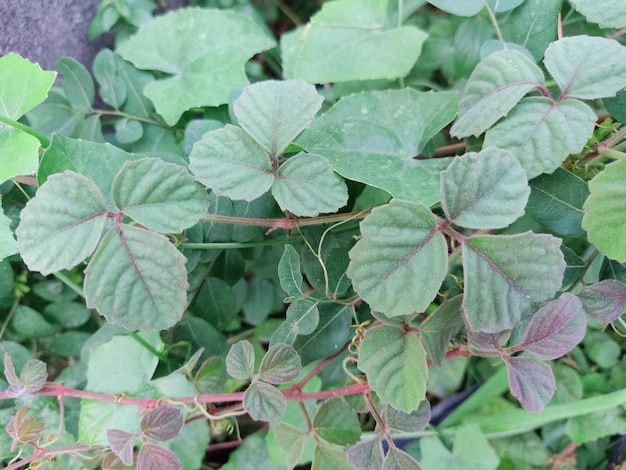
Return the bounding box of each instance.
[2,0,626,468]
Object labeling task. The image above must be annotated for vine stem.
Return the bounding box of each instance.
[4,444,101,470]
[201,211,369,230]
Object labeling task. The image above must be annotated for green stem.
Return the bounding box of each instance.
[0,115,50,147]
[53,272,84,298]
[129,332,174,365]
[484,1,504,42]
[598,146,626,161]
[90,108,166,127]
[201,210,368,230]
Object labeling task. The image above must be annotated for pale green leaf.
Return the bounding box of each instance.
[0,127,41,183]
[278,245,303,297]
[16,171,108,275]
[427,0,483,15]
[500,0,560,61]
[566,406,626,444]
[93,49,127,109]
[281,0,427,83]
[312,444,354,470]
[347,200,447,317]
[441,148,529,229]
[583,159,626,262]
[244,382,286,422]
[527,168,589,238]
[0,206,17,260]
[38,135,142,208]
[271,299,320,346]
[346,438,384,470]
[358,325,427,412]
[84,225,188,331]
[273,422,307,469]
[115,118,143,144]
[56,57,95,112]
[450,49,545,138]
[0,53,56,119]
[117,8,276,125]
[569,0,626,29]
[259,343,302,384]
[234,80,323,156]
[483,98,596,178]
[382,447,421,470]
[544,36,626,100]
[226,340,255,380]
[463,232,565,332]
[313,398,361,446]
[273,153,348,217]
[189,125,274,201]
[112,158,208,233]
[297,89,459,205]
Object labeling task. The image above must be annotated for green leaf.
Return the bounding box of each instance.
[44,301,91,328]
[141,407,183,442]
[194,356,227,394]
[117,8,276,125]
[189,125,274,201]
[273,154,348,217]
[566,406,626,444]
[271,299,320,346]
[38,135,142,208]
[506,356,555,413]
[382,447,421,470]
[234,80,323,156]
[358,325,427,412]
[500,0,560,61]
[226,340,256,381]
[312,444,353,470]
[11,305,61,339]
[463,232,565,332]
[244,381,287,422]
[115,118,143,144]
[421,295,464,367]
[112,158,208,233]
[450,49,545,138]
[0,207,17,260]
[348,200,447,317]
[562,245,586,289]
[171,316,228,360]
[483,98,596,178]
[281,0,427,83]
[84,225,188,331]
[441,148,529,229]
[273,422,308,469]
[0,128,41,184]
[6,407,45,448]
[189,277,238,330]
[259,343,302,385]
[0,53,56,119]
[56,57,95,112]
[569,0,626,29]
[294,303,352,365]
[420,423,499,470]
[583,159,626,262]
[297,89,459,205]
[93,49,127,109]
[526,168,589,238]
[313,398,361,446]
[427,0,484,15]
[278,245,303,297]
[544,36,626,100]
[16,171,108,275]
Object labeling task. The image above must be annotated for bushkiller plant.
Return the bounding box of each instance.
[2,0,626,468]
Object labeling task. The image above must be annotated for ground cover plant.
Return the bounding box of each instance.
[2,0,626,468]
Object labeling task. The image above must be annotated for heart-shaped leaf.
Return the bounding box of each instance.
[243,381,286,422]
[226,340,255,381]
[258,343,302,384]
[113,158,208,233]
[313,398,361,446]
[273,422,308,470]
[516,293,586,360]
[569,0,626,28]
[6,407,45,450]
[382,447,421,470]
[347,438,384,470]
[107,428,137,466]
[451,49,545,138]
[348,200,447,317]
[141,407,184,442]
[358,325,427,413]
[17,171,108,275]
[381,400,431,433]
[117,9,275,124]
[441,147,530,228]
[506,356,555,413]
[137,443,181,470]
[84,225,189,332]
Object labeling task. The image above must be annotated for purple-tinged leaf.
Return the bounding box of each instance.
[347,438,384,470]
[467,330,510,354]
[258,343,302,385]
[102,451,132,470]
[506,356,555,413]
[3,353,20,390]
[382,447,421,470]
[140,407,183,442]
[137,443,182,470]
[226,340,255,380]
[579,279,626,323]
[243,381,286,422]
[517,293,586,360]
[381,400,431,433]
[3,354,47,398]
[6,407,44,451]
[107,428,137,466]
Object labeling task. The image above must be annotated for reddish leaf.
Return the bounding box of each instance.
[258,343,302,385]
[137,443,182,470]
[4,353,48,398]
[140,407,183,442]
[102,451,133,470]
[579,279,626,323]
[518,293,586,360]
[506,356,555,413]
[6,407,45,451]
[107,428,137,466]
[467,330,509,353]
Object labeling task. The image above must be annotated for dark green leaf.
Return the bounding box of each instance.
[278,245,303,297]
[56,57,95,112]
[294,303,352,365]
[171,316,228,359]
[194,356,227,394]
[11,305,61,339]
[43,301,91,328]
[313,398,361,445]
[189,277,238,331]
[421,295,464,367]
